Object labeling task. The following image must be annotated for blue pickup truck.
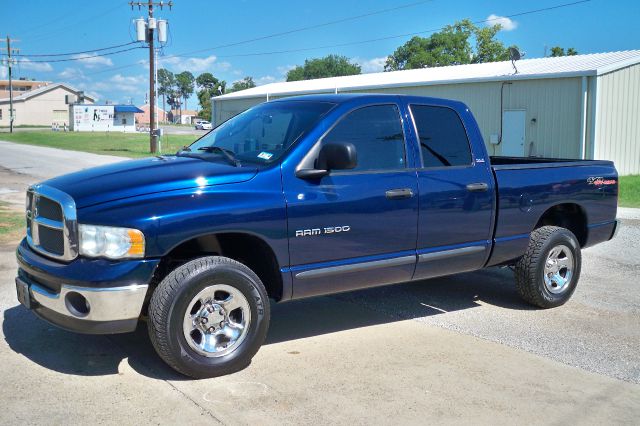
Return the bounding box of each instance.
[16,94,619,378]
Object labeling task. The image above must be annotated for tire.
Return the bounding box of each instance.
[515,226,582,308]
[148,256,270,378]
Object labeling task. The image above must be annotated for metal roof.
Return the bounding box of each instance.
[114,105,143,113]
[217,50,640,101]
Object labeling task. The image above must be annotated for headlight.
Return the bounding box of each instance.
[79,225,145,259]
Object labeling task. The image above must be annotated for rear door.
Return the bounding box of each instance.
[284,103,419,299]
[409,103,495,280]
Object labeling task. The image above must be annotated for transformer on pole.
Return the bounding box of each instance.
[129,1,172,154]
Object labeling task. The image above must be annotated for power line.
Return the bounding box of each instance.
[12,41,140,57]
[171,0,592,60]
[174,0,438,57]
[9,46,144,64]
[85,0,590,76]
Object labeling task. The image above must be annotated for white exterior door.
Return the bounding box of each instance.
[501,110,526,157]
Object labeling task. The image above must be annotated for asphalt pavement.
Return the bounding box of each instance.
[0,140,638,424]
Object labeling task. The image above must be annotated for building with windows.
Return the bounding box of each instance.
[0,78,49,99]
[70,104,143,132]
[0,82,94,127]
[212,50,640,175]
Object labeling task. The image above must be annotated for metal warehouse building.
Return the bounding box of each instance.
[213,50,640,175]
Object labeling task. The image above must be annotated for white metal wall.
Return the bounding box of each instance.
[595,64,640,175]
[347,78,583,158]
[213,77,586,159]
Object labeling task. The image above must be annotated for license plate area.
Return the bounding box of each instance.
[15,278,32,310]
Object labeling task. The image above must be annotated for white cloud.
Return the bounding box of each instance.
[354,57,387,74]
[58,67,88,81]
[0,66,6,79]
[277,64,296,76]
[72,53,114,69]
[486,14,517,31]
[159,55,231,73]
[17,58,53,72]
[85,91,102,101]
[254,75,278,86]
[92,73,146,95]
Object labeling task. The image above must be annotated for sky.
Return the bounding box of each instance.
[1,0,638,108]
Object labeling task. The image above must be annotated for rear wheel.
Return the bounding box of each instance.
[148,256,270,378]
[515,226,581,308]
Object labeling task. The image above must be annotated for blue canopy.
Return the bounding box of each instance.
[114,105,143,113]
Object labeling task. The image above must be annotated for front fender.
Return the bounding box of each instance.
[77,167,289,267]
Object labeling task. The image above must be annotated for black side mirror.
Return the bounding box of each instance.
[296,142,357,179]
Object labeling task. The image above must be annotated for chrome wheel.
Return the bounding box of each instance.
[182,284,251,358]
[543,244,574,294]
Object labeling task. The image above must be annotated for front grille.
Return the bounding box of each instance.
[37,196,63,221]
[26,185,78,261]
[38,226,65,255]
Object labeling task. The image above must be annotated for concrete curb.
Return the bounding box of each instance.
[618,207,640,220]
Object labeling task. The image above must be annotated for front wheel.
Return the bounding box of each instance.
[148,256,270,378]
[515,226,582,308]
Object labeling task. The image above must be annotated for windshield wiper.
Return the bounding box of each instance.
[197,146,241,167]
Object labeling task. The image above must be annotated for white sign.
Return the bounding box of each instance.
[72,105,115,132]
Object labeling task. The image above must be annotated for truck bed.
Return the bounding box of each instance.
[487,156,618,267]
[490,156,614,170]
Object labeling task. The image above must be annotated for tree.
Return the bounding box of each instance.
[228,76,256,93]
[157,68,175,123]
[384,19,514,71]
[195,72,226,120]
[286,54,361,81]
[175,71,195,122]
[550,46,578,57]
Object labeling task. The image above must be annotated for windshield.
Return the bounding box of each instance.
[185,101,335,164]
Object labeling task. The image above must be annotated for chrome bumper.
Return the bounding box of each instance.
[21,278,148,323]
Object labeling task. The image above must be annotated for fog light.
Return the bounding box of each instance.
[65,291,90,317]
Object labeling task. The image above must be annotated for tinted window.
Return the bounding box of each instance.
[411,105,472,167]
[189,101,335,164]
[323,105,406,172]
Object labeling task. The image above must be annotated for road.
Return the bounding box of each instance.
[0,140,638,424]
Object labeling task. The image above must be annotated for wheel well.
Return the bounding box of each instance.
[151,233,283,301]
[535,203,587,247]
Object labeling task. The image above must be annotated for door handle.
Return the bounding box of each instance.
[385,188,414,200]
[466,182,489,192]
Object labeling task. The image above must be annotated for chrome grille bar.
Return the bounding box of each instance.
[26,184,78,262]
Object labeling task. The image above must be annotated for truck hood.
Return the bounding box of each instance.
[43,156,259,208]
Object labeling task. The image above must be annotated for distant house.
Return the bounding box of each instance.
[0,82,94,127]
[0,78,49,99]
[135,103,168,125]
[70,104,143,132]
[169,109,200,125]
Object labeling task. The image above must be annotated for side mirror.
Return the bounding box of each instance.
[296,142,357,179]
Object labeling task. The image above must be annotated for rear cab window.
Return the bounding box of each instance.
[410,104,472,168]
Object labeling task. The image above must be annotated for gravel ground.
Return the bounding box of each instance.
[335,211,639,383]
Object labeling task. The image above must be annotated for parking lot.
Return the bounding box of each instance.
[0,142,638,424]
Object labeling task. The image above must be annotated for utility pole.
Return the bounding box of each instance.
[1,36,19,133]
[130,1,171,154]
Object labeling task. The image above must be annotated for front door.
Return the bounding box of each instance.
[501,110,526,157]
[284,103,419,299]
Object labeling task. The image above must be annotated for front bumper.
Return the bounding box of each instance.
[16,276,148,334]
[16,238,160,334]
